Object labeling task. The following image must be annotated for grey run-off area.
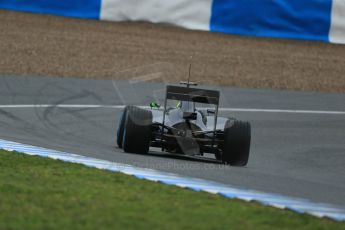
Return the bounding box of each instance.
[0,75,344,206]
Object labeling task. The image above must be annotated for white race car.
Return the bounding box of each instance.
[116,82,251,166]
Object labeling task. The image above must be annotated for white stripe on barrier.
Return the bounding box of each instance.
[1,104,345,115]
[330,0,345,43]
[100,0,212,31]
[0,138,344,221]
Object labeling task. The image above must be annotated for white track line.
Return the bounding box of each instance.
[0,104,345,115]
[218,108,345,115]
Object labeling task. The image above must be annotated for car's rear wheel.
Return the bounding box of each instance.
[222,120,251,166]
[116,106,133,148]
[123,106,152,154]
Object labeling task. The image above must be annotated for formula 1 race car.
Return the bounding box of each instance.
[116,82,251,166]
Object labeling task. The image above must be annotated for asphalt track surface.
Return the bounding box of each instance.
[1,75,345,206]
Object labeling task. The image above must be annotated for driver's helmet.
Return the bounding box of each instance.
[149,102,160,109]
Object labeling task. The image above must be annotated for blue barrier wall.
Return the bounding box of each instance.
[0,0,100,19]
[210,0,332,42]
[0,0,344,43]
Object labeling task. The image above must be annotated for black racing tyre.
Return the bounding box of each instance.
[122,106,152,154]
[116,106,133,148]
[215,152,222,161]
[222,120,251,166]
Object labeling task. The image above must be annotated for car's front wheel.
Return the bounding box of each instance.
[222,120,251,166]
[122,106,152,154]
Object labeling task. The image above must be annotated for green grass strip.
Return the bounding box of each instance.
[0,150,344,230]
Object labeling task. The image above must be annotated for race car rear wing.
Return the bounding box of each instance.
[165,85,220,105]
[162,85,220,148]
